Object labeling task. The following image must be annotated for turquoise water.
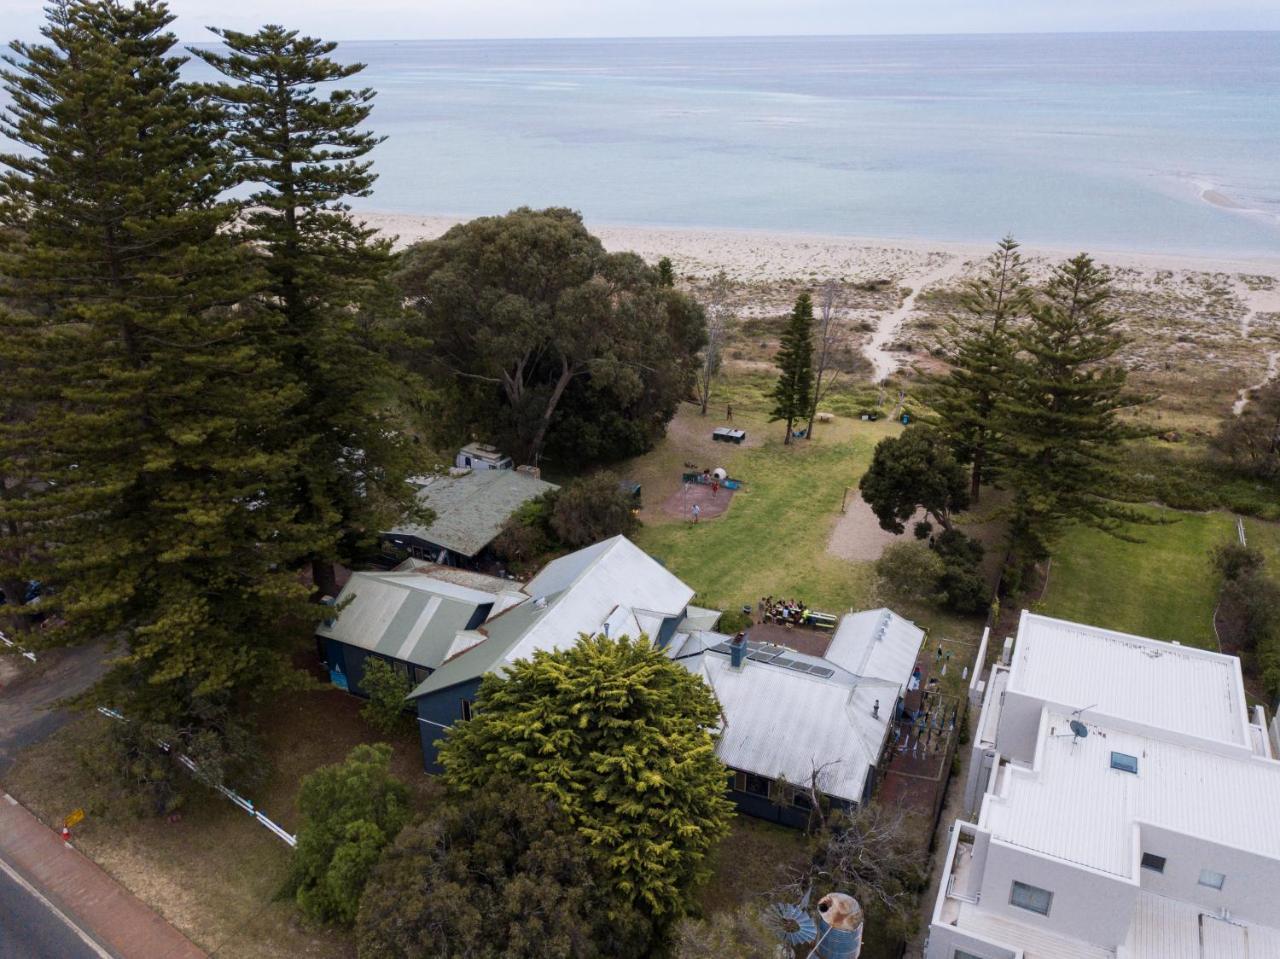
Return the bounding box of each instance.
[337,33,1280,254]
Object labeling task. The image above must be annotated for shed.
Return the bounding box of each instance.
[455,443,512,471]
[383,469,558,567]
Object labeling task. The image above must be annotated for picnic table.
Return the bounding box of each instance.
[712,427,746,444]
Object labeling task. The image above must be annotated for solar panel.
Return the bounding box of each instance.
[785,661,810,673]
[808,666,834,678]
[711,642,732,654]
[773,658,796,669]
[747,651,774,662]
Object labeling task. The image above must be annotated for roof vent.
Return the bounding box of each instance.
[533,596,547,610]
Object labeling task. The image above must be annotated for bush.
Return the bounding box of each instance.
[492,494,556,569]
[875,542,946,602]
[360,658,412,734]
[356,782,651,959]
[716,608,751,634]
[550,471,638,548]
[288,744,410,925]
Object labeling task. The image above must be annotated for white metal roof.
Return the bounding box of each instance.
[699,652,888,803]
[981,709,1280,878]
[1124,892,1280,959]
[1008,612,1249,747]
[827,609,925,684]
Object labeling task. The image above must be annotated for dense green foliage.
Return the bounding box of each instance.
[493,472,639,571]
[875,542,947,603]
[359,658,413,734]
[859,427,969,534]
[439,634,734,934]
[1213,379,1280,480]
[288,744,410,924]
[0,0,312,726]
[926,236,1028,502]
[356,782,651,959]
[193,25,421,598]
[997,254,1150,570]
[770,293,815,443]
[1212,544,1280,696]
[397,208,706,466]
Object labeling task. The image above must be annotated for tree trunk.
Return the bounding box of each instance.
[783,416,793,444]
[970,446,984,504]
[311,556,339,600]
[524,360,575,464]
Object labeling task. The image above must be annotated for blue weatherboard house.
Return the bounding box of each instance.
[318,536,923,828]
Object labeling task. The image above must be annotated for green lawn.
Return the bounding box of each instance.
[1036,507,1238,649]
[634,421,891,615]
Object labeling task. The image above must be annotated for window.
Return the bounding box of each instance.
[413,666,430,685]
[739,773,771,797]
[954,952,986,959]
[460,699,473,722]
[1110,752,1139,774]
[1198,869,1226,890]
[1141,853,1166,874]
[792,791,813,811]
[1009,881,1053,916]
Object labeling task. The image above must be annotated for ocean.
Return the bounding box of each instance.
[333,33,1280,255]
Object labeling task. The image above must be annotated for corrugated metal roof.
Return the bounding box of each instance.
[827,609,925,684]
[1125,892,1280,959]
[317,571,497,669]
[1008,612,1248,747]
[952,900,1116,959]
[408,536,694,697]
[386,470,558,558]
[982,709,1280,878]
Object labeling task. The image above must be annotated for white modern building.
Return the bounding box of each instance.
[927,611,1280,959]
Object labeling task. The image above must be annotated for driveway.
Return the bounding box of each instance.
[0,643,110,779]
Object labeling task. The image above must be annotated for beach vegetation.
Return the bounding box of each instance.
[694,269,731,416]
[770,292,815,443]
[1212,379,1280,479]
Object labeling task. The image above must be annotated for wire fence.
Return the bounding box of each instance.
[96,706,296,848]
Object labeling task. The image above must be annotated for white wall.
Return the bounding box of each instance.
[925,925,1019,959]
[978,839,1138,948]
[1137,823,1280,926]
[993,691,1043,764]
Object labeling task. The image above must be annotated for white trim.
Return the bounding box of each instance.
[0,852,114,959]
[416,717,451,729]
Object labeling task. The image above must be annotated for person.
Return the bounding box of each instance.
[726,403,733,422]
[711,478,719,496]
[691,503,701,524]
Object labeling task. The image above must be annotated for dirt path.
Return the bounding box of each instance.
[1231,281,1280,415]
[826,497,926,563]
[865,254,965,382]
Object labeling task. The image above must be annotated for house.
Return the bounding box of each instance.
[316,561,524,697]
[381,468,557,567]
[407,535,702,768]
[455,442,512,471]
[926,611,1280,959]
[671,608,923,827]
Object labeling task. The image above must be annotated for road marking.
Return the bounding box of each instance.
[0,852,115,959]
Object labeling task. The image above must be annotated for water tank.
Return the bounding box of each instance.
[815,893,864,959]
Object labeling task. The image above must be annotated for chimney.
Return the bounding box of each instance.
[730,631,747,670]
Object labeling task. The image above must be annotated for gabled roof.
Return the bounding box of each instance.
[1008,611,1249,748]
[408,536,694,697]
[385,469,558,559]
[317,569,498,669]
[827,609,926,685]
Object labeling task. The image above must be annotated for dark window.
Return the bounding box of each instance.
[792,791,813,810]
[741,773,771,797]
[460,699,473,722]
[1141,853,1166,874]
[1009,881,1053,916]
[413,666,430,685]
[1110,752,1139,774]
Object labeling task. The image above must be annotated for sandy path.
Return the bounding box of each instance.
[865,255,966,382]
[826,497,926,563]
[1231,282,1280,415]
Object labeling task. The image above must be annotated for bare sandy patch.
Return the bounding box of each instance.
[826,496,925,563]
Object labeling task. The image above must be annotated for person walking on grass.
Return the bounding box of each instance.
[726,403,733,422]
[691,503,701,524]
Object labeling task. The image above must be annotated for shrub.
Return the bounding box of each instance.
[359,658,412,734]
[875,541,946,602]
[550,471,638,548]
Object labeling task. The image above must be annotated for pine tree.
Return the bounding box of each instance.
[770,292,815,444]
[925,235,1029,502]
[0,0,311,725]
[193,26,420,599]
[997,254,1149,569]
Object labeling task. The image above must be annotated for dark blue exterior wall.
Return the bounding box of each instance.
[320,638,427,702]
[655,613,682,649]
[415,678,482,773]
[726,769,856,830]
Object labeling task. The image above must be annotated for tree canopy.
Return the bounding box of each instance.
[438,634,734,930]
[397,208,706,466]
[356,782,651,959]
[770,293,816,443]
[288,743,410,924]
[859,427,970,534]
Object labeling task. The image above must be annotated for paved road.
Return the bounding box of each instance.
[0,858,109,959]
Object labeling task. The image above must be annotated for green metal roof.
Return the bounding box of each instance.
[386,470,558,559]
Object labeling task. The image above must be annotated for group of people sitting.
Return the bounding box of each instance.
[759,596,810,627]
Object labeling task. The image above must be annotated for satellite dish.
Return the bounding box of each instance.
[1069,719,1089,739]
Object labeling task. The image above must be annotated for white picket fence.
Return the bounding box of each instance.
[96,706,296,847]
[0,628,37,662]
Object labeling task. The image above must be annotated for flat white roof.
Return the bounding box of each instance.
[982,709,1280,878]
[1008,612,1248,747]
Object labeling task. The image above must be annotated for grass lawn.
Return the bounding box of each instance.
[1036,507,1238,649]
[2,684,435,959]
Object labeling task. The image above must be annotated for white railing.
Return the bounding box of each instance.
[96,706,296,847]
[0,629,37,662]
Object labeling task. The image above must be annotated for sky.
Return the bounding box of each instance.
[3,0,1279,42]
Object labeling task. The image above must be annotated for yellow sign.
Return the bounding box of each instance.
[64,808,85,829]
